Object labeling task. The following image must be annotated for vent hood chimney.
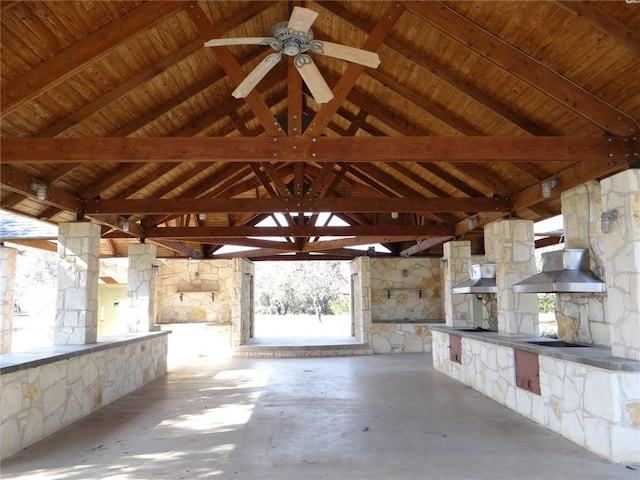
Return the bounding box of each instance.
[451,264,497,294]
[512,249,606,294]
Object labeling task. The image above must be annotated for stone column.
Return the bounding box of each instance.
[485,219,539,337]
[557,181,608,345]
[55,221,100,345]
[230,258,255,347]
[600,169,640,360]
[127,243,157,333]
[0,245,18,353]
[443,240,473,327]
[350,256,372,344]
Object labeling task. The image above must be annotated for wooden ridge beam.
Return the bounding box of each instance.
[143,224,454,239]
[3,136,635,163]
[86,196,510,215]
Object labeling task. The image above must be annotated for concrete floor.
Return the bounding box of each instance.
[2,354,637,480]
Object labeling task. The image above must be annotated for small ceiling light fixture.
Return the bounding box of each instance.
[198,213,206,221]
[29,181,47,200]
[391,212,399,220]
[467,215,479,230]
[600,210,618,234]
[541,178,558,198]
[120,218,130,232]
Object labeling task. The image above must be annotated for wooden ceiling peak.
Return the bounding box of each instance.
[2,1,638,259]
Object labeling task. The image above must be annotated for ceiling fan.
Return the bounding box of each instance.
[204,6,381,104]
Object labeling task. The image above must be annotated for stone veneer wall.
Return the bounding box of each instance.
[370,257,442,322]
[1,332,169,460]
[557,181,608,345]
[442,241,472,327]
[600,169,640,361]
[371,323,433,353]
[350,257,372,344]
[156,258,254,352]
[484,219,539,336]
[126,243,157,333]
[55,222,101,345]
[157,260,235,324]
[0,246,17,354]
[432,331,640,463]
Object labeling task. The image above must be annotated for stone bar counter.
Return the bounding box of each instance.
[429,325,640,464]
[0,331,169,460]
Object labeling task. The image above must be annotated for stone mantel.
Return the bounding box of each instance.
[0,331,170,374]
[429,325,640,372]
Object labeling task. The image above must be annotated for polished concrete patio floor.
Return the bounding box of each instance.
[1,353,637,480]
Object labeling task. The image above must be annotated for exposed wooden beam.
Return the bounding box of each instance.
[0,1,187,116]
[400,237,454,257]
[149,239,204,259]
[402,1,638,137]
[35,39,203,138]
[1,165,82,213]
[317,0,552,137]
[185,2,284,137]
[4,137,634,163]
[556,1,640,55]
[302,235,427,253]
[86,196,510,215]
[303,2,404,136]
[144,224,454,239]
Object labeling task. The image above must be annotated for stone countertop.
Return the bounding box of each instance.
[372,319,445,324]
[428,325,640,372]
[0,331,171,374]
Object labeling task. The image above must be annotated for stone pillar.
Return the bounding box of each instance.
[443,240,473,327]
[485,219,539,337]
[557,181,608,345]
[55,222,100,345]
[231,258,255,347]
[350,256,372,344]
[600,169,640,360]
[0,245,18,353]
[127,243,157,333]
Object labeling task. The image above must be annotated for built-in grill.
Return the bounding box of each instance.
[451,264,497,294]
[512,249,606,294]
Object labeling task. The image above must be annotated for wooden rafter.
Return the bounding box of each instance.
[185,2,284,137]
[303,2,404,136]
[1,1,187,115]
[402,1,638,136]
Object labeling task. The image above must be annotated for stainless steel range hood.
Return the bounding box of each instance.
[452,264,497,294]
[512,249,606,294]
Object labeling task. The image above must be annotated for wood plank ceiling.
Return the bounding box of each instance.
[1,1,638,260]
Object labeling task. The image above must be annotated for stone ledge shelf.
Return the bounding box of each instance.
[429,325,640,463]
[1,331,170,460]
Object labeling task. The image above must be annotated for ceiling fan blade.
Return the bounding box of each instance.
[310,41,381,68]
[295,54,333,104]
[204,37,274,47]
[232,53,282,98]
[287,6,318,33]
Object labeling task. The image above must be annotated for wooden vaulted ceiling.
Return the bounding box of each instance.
[1,1,638,260]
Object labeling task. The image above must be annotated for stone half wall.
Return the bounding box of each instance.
[370,257,442,322]
[432,331,640,463]
[371,322,433,353]
[1,332,169,460]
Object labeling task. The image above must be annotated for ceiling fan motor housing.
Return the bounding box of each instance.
[270,21,313,56]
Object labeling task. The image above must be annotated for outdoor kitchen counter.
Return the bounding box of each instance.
[429,325,640,372]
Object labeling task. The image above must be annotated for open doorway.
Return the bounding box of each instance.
[253,260,351,338]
